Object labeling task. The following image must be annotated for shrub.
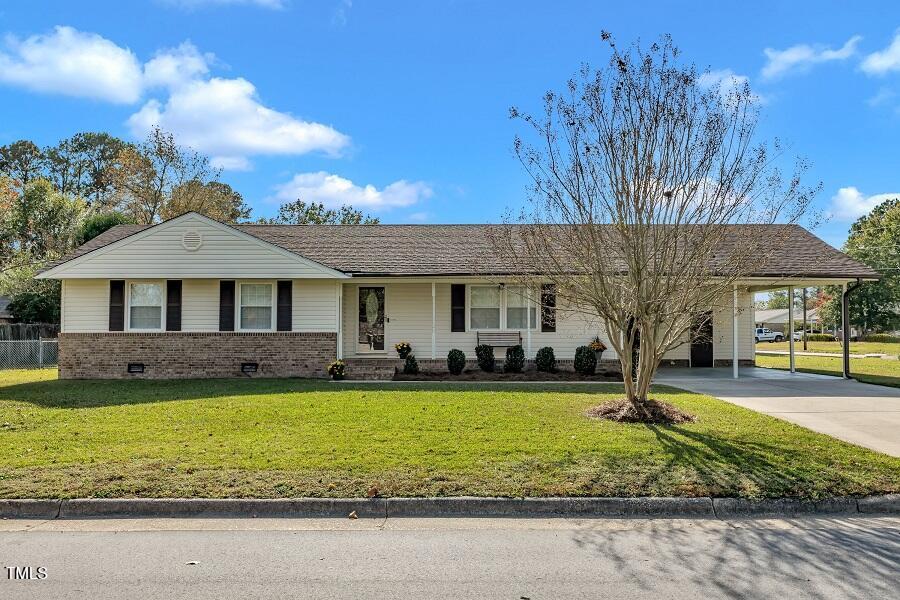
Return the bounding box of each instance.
[447,349,466,375]
[394,341,412,358]
[574,345,597,376]
[327,359,346,380]
[504,345,525,373]
[403,354,419,374]
[475,344,495,372]
[806,333,837,342]
[859,334,900,343]
[535,346,556,372]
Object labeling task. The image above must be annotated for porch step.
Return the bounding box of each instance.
[344,358,400,380]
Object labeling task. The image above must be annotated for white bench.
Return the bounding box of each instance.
[476,331,522,347]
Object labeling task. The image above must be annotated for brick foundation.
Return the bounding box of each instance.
[58,332,337,379]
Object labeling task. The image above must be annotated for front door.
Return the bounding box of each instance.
[690,311,714,368]
[357,286,386,353]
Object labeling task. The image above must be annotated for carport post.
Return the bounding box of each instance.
[732,284,739,379]
[336,283,343,360]
[842,282,850,379]
[788,285,795,373]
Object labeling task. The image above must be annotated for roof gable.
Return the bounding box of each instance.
[37,212,347,279]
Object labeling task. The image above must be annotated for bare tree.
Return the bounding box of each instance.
[493,34,818,419]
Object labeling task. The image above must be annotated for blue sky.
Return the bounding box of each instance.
[1,1,899,247]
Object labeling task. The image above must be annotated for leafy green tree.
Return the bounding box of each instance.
[821,198,900,332]
[76,211,134,245]
[3,179,87,257]
[259,199,379,224]
[44,132,125,206]
[0,140,44,188]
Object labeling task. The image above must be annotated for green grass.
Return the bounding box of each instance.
[756,354,900,389]
[757,340,900,357]
[0,369,897,500]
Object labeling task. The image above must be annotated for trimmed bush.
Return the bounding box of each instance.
[806,333,837,342]
[504,345,525,373]
[403,354,419,375]
[574,345,597,376]
[475,344,495,372]
[535,346,556,372]
[447,349,466,375]
[859,334,900,343]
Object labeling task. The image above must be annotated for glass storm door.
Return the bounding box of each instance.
[358,287,386,352]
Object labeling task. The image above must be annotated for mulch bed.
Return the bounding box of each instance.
[393,368,623,382]
[585,399,696,424]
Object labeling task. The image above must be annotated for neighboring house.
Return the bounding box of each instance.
[755,307,820,334]
[0,296,12,324]
[37,212,879,379]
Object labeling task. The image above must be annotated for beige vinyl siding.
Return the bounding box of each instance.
[61,279,108,332]
[48,215,343,280]
[182,279,220,331]
[294,280,339,332]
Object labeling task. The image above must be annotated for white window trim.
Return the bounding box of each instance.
[237,280,276,332]
[467,284,537,331]
[125,280,166,332]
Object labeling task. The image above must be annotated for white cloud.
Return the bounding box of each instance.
[830,187,900,220]
[697,69,766,104]
[0,26,143,103]
[273,172,433,209]
[406,211,430,222]
[127,77,350,167]
[861,32,900,75]
[761,35,861,80]
[161,0,284,9]
[143,42,212,89]
[333,0,352,26]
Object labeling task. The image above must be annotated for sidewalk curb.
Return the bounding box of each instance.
[2,495,898,520]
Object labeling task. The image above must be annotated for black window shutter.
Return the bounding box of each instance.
[277,280,292,331]
[109,280,125,331]
[450,284,466,332]
[166,280,182,331]
[541,284,556,333]
[219,281,235,331]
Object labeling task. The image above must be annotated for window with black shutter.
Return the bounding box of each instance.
[277,280,292,331]
[109,280,125,331]
[166,280,182,331]
[450,284,466,332]
[540,284,556,333]
[219,280,235,331]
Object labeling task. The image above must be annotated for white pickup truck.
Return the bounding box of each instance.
[754,327,784,343]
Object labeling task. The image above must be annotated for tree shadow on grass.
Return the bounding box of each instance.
[0,376,630,409]
[570,517,900,599]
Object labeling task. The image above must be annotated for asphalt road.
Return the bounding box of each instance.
[1,516,898,599]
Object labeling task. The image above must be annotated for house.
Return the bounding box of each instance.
[755,307,821,334]
[36,212,879,380]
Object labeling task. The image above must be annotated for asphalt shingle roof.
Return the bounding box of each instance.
[43,222,880,279]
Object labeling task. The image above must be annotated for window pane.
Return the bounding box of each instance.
[130,306,161,329]
[471,308,500,329]
[129,283,162,329]
[131,283,162,307]
[241,284,271,307]
[241,306,272,330]
[470,286,500,308]
[506,286,536,329]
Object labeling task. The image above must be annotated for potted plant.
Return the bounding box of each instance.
[328,359,346,380]
[394,341,412,359]
[589,336,607,362]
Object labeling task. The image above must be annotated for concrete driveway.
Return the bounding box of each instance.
[654,367,900,457]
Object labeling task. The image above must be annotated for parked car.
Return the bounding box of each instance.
[755,327,784,343]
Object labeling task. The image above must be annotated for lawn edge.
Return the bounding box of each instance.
[1,495,897,520]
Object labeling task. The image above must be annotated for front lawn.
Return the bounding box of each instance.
[0,369,897,500]
[757,340,899,357]
[756,354,900,389]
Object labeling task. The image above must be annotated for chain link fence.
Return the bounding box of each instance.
[0,339,59,369]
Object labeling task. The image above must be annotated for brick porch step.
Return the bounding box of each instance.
[343,358,400,380]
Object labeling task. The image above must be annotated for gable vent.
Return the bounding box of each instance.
[181,230,203,251]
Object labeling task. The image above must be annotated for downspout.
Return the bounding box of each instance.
[841,279,862,380]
